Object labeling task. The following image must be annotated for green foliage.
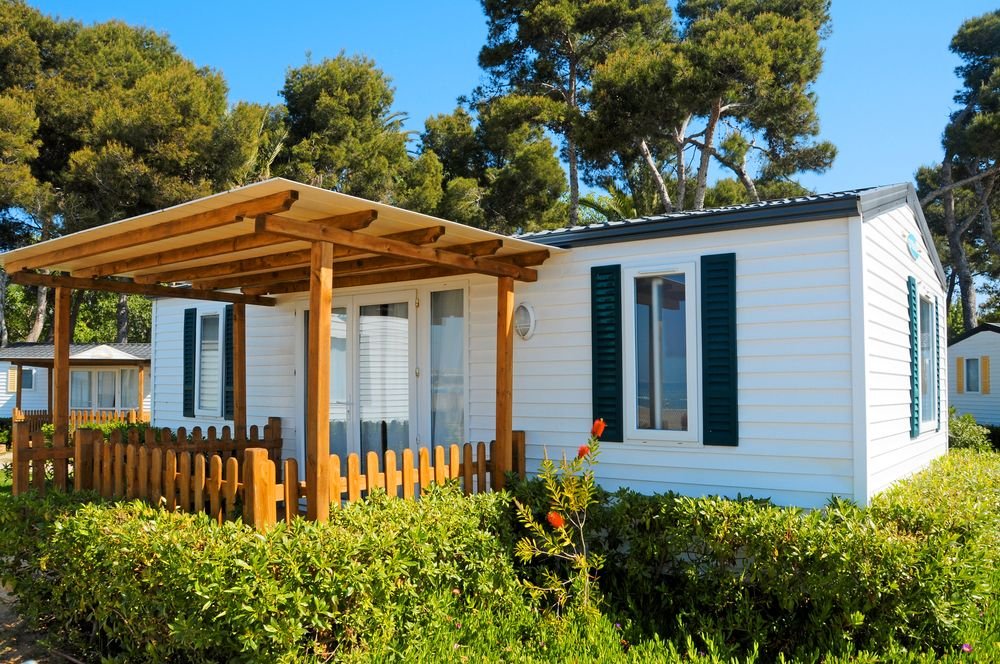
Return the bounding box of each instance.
[948,409,992,451]
[514,433,604,612]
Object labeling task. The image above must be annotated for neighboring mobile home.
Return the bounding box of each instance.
[0,179,948,510]
[0,343,151,419]
[948,323,1000,425]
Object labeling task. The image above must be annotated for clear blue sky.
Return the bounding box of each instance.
[28,0,1000,195]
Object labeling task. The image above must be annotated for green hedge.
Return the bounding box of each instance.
[0,486,540,662]
[2,451,999,662]
[511,450,1000,660]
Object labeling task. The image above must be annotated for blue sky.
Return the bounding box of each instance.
[29,0,1000,195]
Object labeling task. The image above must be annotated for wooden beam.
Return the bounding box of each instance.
[256,209,378,232]
[52,286,71,437]
[306,242,333,522]
[193,267,311,291]
[495,276,514,490]
[501,249,550,267]
[78,231,296,278]
[135,226,450,285]
[233,303,247,441]
[5,190,299,273]
[242,266,468,296]
[258,217,538,282]
[9,271,277,307]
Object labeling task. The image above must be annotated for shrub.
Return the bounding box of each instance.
[948,409,991,451]
[0,485,536,662]
[509,450,1000,660]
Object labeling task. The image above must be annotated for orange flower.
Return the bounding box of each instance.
[591,418,606,438]
[546,511,565,529]
[577,444,591,459]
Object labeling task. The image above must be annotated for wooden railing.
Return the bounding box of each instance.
[12,407,151,433]
[10,420,526,530]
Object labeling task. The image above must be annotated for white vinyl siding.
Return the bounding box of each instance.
[861,205,947,498]
[0,363,49,417]
[949,334,1000,425]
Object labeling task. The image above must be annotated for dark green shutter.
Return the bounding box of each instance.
[701,253,738,446]
[935,297,941,432]
[223,305,234,420]
[907,276,919,438]
[182,308,196,418]
[591,265,624,442]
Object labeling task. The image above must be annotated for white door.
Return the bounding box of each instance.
[303,290,417,463]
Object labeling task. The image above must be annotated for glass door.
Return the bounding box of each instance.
[357,292,416,456]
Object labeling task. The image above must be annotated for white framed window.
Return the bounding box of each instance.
[70,370,92,409]
[21,368,35,391]
[197,313,224,416]
[623,263,700,443]
[918,296,937,425]
[120,368,139,410]
[965,358,980,393]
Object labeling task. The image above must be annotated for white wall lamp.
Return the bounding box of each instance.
[514,302,536,340]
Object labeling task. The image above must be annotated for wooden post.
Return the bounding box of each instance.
[495,276,514,489]
[233,303,247,441]
[243,448,276,530]
[11,421,28,496]
[14,365,22,410]
[52,286,71,490]
[137,364,145,421]
[306,241,333,521]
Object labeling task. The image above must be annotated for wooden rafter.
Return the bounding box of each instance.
[134,224,445,285]
[242,266,469,296]
[9,271,276,307]
[78,231,296,278]
[258,216,538,282]
[4,190,299,274]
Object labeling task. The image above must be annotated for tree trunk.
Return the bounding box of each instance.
[693,98,722,210]
[0,271,7,347]
[674,115,690,211]
[638,139,672,213]
[116,293,129,343]
[25,285,48,342]
[943,161,977,330]
[68,291,83,343]
[566,61,580,227]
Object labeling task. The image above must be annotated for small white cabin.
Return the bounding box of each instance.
[948,323,1000,425]
[0,343,152,418]
[146,180,947,508]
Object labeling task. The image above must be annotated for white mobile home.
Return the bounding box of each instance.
[0,343,152,418]
[948,323,1000,425]
[0,179,947,509]
[151,181,945,507]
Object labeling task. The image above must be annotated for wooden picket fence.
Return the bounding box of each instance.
[12,407,150,433]
[10,419,525,530]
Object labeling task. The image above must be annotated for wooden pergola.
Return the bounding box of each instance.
[0,178,556,520]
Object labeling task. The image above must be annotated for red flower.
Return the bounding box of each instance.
[546,511,565,529]
[591,418,606,438]
[577,444,591,460]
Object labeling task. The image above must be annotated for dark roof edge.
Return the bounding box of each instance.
[527,196,862,249]
[948,323,1000,346]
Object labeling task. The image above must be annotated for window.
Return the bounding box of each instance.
[120,368,139,410]
[965,358,981,393]
[624,264,699,442]
[21,368,35,391]
[430,289,465,444]
[70,370,92,409]
[197,313,222,415]
[918,297,937,424]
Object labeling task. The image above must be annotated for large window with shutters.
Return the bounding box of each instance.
[623,264,699,443]
[918,296,937,425]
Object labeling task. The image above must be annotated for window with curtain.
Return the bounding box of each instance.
[919,297,936,422]
[71,370,91,409]
[96,370,116,409]
[634,273,689,432]
[120,368,139,409]
[198,314,221,413]
[430,289,465,444]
